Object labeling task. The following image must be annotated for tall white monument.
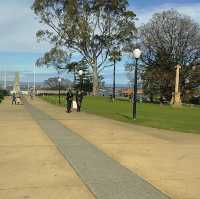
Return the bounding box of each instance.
[13,72,20,94]
[171,64,182,106]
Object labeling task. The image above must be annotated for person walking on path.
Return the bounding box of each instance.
[76,90,83,112]
[66,89,73,113]
[12,93,16,105]
[30,89,34,100]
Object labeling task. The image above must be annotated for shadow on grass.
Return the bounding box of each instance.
[118,113,132,121]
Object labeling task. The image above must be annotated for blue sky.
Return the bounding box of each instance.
[130,0,200,8]
[0,0,200,84]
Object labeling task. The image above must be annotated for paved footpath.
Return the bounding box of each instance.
[24,99,169,199]
[28,97,200,199]
[0,98,94,199]
[1,97,200,199]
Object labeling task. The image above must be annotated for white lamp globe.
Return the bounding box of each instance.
[58,77,62,82]
[133,49,142,59]
[79,70,83,76]
[192,66,196,70]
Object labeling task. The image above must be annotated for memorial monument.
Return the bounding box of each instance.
[171,64,182,106]
[12,72,20,95]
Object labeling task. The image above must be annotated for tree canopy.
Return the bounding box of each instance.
[36,47,71,71]
[44,77,72,90]
[32,0,137,95]
[140,9,200,102]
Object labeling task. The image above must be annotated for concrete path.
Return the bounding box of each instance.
[24,99,169,199]
[29,97,200,199]
[0,98,94,199]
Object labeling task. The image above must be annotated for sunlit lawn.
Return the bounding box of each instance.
[40,95,200,134]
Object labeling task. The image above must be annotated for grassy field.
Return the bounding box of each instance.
[40,95,200,134]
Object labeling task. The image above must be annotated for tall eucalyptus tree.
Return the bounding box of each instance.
[32,0,137,95]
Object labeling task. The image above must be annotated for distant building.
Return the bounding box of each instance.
[120,88,144,97]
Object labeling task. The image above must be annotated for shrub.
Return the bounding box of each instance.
[0,89,9,103]
[189,96,200,105]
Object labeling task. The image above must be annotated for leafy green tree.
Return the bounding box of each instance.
[67,62,79,85]
[140,9,200,102]
[44,77,72,90]
[32,0,136,95]
[184,66,200,102]
[109,48,122,99]
[74,63,93,93]
[142,68,162,102]
[36,47,71,71]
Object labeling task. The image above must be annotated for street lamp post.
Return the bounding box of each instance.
[78,70,83,91]
[133,49,142,120]
[113,59,116,100]
[34,64,36,95]
[83,77,87,93]
[58,77,62,104]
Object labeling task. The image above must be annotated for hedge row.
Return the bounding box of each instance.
[0,90,9,103]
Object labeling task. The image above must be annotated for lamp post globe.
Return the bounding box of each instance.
[58,77,62,104]
[78,70,83,90]
[78,70,83,76]
[132,48,142,120]
[58,77,62,83]
[133,49,142,59]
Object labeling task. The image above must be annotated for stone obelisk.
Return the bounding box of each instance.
[171,64,182,106]
[13,72,20,94]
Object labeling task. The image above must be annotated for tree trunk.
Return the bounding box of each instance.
[150,93,154,103]
[92,62,99,96]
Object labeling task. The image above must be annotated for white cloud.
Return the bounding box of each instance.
[0,0,49,53]
[1,1,200,54]
[134,3,200,26]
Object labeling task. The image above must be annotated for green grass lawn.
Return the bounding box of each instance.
[40,95,200,134]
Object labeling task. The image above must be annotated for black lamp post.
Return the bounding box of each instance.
[58,77,62,104]
[113,59,116,100]
[79,70,83,91]
[133,49,142,120]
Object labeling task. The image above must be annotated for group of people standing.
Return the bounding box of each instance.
[66,89,84,113]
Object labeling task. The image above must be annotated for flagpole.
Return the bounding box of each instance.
[4,69,6,90]
[34,64,36,95]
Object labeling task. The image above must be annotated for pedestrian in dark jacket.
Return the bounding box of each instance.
[66,89,73,113]
[76,90,83,112]
[12,93,16,105]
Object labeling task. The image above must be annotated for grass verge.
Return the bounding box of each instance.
[40,95,200,134]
